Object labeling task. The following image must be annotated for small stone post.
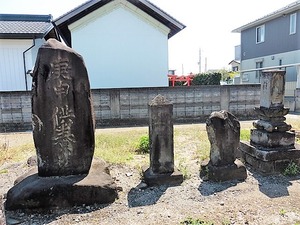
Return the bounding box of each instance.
[200,110,247,182]
[239,70,300,174]
[143,95,183,186]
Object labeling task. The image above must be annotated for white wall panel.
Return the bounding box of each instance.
[69,0,170,88]
[0,40,31,91]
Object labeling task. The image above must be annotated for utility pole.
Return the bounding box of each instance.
[198,48,201,73]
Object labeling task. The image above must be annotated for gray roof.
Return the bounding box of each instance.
[232,1,300,33]
[54,0,186,46]
[0,14,54,39]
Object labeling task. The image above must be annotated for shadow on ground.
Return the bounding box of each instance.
[198,179,241,196]
[127,183,169,207]
[249,167,299,198]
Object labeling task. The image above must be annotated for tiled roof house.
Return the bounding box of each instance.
[53,0,185,88]
[0,14,56,91]
[0,0,185,90]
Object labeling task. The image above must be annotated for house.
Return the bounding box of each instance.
[0,14,57,91]
[232,1,300,97]
[228,60,240,72]
[54,0,185,89]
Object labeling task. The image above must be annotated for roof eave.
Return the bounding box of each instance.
[138,0,185,31]
[0,33,45,39]
[54,0,185,39]
[54,0,104,26]
[232,2,300,33]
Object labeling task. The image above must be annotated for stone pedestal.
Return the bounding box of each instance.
[200,159,247,182]
[240,142,300,174]
[239,70,300,174]
[143,95,183,186]
[142,167,184,186]
[5,159,118,210]
[200,110,247,182]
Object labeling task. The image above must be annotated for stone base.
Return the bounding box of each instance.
[250,129,295,149]
[142,166,183,186]
[5,159,118,210]
[200,159,247,182]
[239,141,300,174]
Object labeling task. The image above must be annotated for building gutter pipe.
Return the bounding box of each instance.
[22,38,35,91]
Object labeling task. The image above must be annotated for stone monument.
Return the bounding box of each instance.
[143,95,183,186]
[239,70,300,174]
[5,39,117,210]
[200,110,247,182]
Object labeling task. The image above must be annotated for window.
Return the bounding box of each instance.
[290,13,297,34]
[256,61,263,80]
[256,25,265,43]
[242,73,249,82]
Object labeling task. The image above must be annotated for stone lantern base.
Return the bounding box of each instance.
[239,141,300,174]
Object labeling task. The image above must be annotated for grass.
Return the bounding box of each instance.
[180,217,214,225]
[94,128,148,166]
[0,124,281,167]
[0,142,35,165]
[283,161,300,176]
[240,129,250,141]
[279,209,287,216]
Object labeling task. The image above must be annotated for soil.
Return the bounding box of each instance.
[1,121,300,225]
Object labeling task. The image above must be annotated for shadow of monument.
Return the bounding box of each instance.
[248,167,297,198]
[127,183,169,207]
[198,179,241,196]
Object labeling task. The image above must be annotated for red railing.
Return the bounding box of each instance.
[168,74,195,87]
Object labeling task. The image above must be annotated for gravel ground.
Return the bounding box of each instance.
[1,119,300,225]
[1,156,300,225]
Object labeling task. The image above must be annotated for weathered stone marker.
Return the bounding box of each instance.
[5,39,117,210]
[31,39,94,176]
[200,110,247,182]
[239,70,300,174]
[143,95,183,186]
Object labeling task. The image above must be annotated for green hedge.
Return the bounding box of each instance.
[192,72,221,85]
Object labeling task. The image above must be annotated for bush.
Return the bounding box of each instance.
[136,135,150,154]
[192,72,221,85]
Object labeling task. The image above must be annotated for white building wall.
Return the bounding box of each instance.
[0,39,31,91]
[0,39,44,91]
[241,50,300,96]
[69,0,170,89]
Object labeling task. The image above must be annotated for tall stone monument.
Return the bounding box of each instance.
[5,39,117,210]
[200,110,247,182]
[31,39,95,176]
[239,70,300,174]
[143,95,183,186]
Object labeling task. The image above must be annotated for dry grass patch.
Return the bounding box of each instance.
[0,120,283,167]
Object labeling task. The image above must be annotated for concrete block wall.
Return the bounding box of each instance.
[0,84,260,132]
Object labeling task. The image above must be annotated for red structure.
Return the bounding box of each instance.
[168,74,195,87]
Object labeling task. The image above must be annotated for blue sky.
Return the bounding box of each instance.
[0,0,296,74]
